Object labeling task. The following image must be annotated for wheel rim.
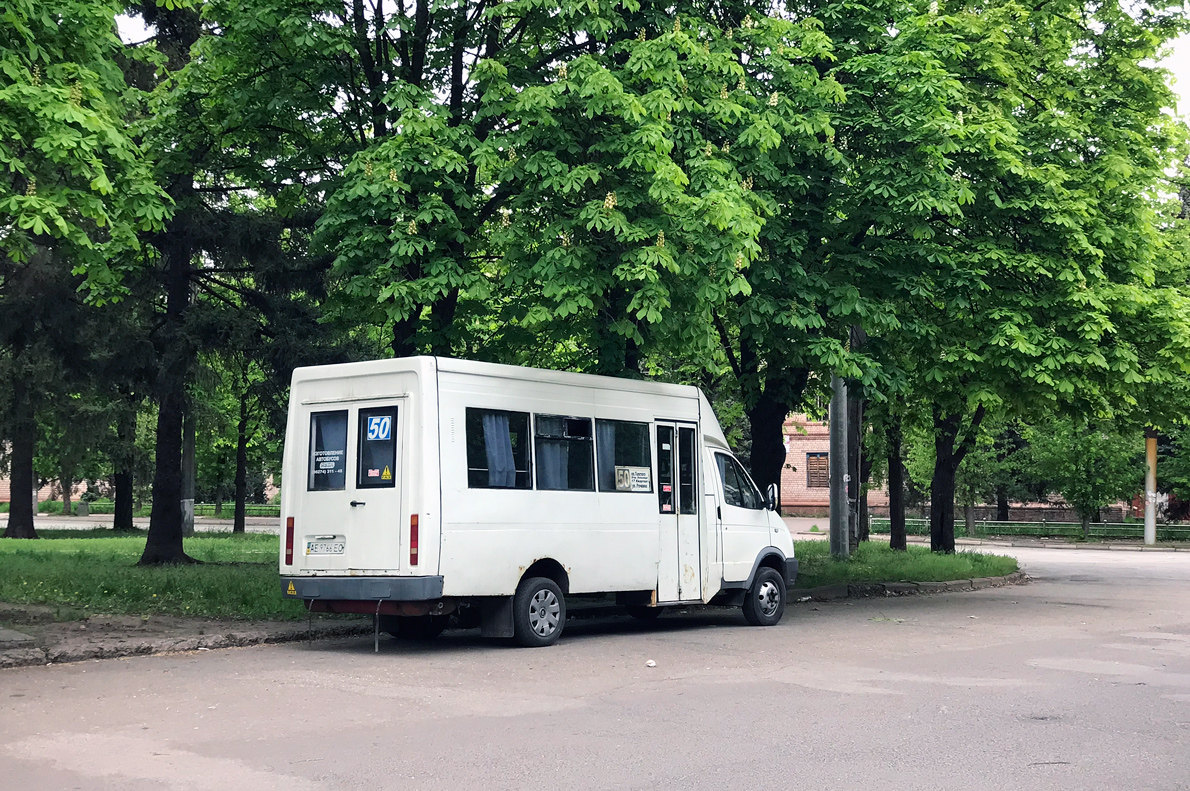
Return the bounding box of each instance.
[756,580,781,617]
[528,589,561,636]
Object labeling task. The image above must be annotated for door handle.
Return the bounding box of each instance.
[350,500,366,507]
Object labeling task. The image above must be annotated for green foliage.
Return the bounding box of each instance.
[1024,417,1143,521]
[794,540,1018,589]
[0,0,168,291]
[0,532,305,619]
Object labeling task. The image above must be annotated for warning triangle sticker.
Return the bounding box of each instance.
[382,466,392,480]
[287,582,296,595]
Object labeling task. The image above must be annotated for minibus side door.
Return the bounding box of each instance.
[656,422,701,602]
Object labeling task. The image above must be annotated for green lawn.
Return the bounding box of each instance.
[0,530,304,620]
[0,531,1019,621]
[793,540,1018,589]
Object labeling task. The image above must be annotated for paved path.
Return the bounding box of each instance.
[2,546,1189,790]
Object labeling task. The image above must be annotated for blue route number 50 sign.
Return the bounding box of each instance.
[367,416,391,441]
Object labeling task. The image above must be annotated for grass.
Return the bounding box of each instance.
[0,530,305,621]
[0,529,1018,622]
[794,540,1018,589]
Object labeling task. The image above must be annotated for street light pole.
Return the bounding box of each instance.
[829,374,850,559]
[1145,428,1157,546]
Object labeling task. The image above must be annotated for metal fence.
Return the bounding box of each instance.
[869,517,1190,542]
[81,502,280,518]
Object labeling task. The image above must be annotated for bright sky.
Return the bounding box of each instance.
[1164,35,1190,115]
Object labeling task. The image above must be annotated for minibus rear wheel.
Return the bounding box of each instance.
[742,567,786,626]
[513,577,566,647]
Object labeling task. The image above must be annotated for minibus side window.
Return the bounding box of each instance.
[308,410,348,491]
[466,408,531,489]
[716,453,763,510]
[534,415,595,491]
[678,427,697,514]
[595,419,652,492]
[357,407,397,488]
[657,426,675,512]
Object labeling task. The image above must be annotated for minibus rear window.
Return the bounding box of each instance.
[357,407,397,489]
[534,415,594,491]
[595,419,652,492]
[308,410,348,491]
[466,408,531,489]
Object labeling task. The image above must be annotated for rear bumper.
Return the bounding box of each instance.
[785,558,799,588]
[282,576,444,602]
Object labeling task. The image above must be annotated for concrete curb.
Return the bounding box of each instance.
[789,571,1029,603]
[0,621,371,671]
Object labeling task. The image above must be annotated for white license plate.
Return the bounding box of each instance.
[306,541,345,555]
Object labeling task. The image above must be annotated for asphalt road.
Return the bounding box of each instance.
[2,546,1189,791]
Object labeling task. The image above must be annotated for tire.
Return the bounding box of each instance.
[513,577,566,647]
[626,605,664,621]
[742,567,786,626]
[381,614,448,640]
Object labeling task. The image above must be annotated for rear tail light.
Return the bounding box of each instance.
[410,514,419,566]
[285,517,294,565]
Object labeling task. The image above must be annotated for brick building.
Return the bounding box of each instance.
[779,413,888,517]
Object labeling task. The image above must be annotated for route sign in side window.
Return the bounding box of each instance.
[595,419,652,493]
[308,410,348,491]
[357,407,398,489]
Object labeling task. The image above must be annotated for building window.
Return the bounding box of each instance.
[534,415,595,491]
[806,452,829,488]
[466,408,531,489]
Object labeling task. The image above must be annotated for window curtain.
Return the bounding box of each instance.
[482,412,516,487]
[596,421,616,490]
[537,440,569,490]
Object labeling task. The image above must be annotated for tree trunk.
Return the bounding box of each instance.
[929,405,986,554]
[181,409,195,537]
[141,230,197,565]
[61,468,73,517]
[858,445,872,543]
[996,484,1009,521]
[3,374,37,539]
[113,403,136,531]
[930,411,961,554]
[746,392,790,503]
[887,416,906,551]
[214,487,224,518]
[1081,511,1090,540]
[391,313,418,358]
[234,390,250,534]
[964,504,976,537]
[847,392,863,551]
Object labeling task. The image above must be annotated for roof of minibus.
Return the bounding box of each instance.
[290,356,731,450]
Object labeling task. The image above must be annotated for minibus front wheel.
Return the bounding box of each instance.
[513,577,567,647]
[742,567,786,626]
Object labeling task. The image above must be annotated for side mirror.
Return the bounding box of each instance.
[766,483,779,512]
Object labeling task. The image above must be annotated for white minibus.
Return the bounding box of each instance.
[279,356,797,647]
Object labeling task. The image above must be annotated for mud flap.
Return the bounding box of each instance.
[480,596,514,638]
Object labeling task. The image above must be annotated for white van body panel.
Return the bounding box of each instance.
[279,357,794,605]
